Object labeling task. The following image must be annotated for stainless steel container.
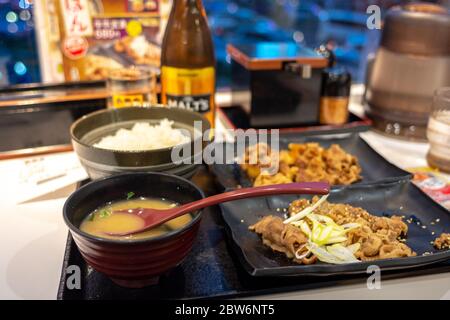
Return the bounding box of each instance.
[365,3,450,141]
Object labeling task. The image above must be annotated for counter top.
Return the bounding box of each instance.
[0,88,449,300]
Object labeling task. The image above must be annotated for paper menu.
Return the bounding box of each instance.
[0,152,88,205]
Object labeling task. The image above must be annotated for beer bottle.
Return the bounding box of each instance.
[160,0,216,128]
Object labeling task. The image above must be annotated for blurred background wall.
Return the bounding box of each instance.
[0,0,447,87]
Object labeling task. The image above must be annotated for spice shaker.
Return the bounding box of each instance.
[319,67,351,125]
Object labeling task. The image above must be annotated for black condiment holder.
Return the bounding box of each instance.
[227,42,328,128]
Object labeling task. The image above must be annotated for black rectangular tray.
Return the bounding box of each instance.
[218,105,372,136]
[210,133,411,190]
[57,168,450,300]
[0,80,107,158]
[0,102,104,154]
[219,178,450,277]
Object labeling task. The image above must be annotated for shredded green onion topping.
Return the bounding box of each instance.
[285,195,361,264]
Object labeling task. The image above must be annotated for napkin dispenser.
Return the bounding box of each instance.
[227,42,328,127]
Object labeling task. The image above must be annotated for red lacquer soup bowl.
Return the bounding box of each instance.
[63,172,205,288]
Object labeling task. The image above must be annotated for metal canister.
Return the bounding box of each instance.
[365,3,450,141]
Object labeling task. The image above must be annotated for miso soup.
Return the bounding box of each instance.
[80,197,192,240]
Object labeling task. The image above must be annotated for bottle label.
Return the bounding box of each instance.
[166,94,211,113]
[161,66,215,114]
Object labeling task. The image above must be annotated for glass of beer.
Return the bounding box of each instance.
[107,66,157,108]
[427,87,450,172]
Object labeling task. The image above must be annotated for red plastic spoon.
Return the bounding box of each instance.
[108,182,330,236]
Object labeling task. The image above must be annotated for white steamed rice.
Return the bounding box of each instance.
[93,119,190,151]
